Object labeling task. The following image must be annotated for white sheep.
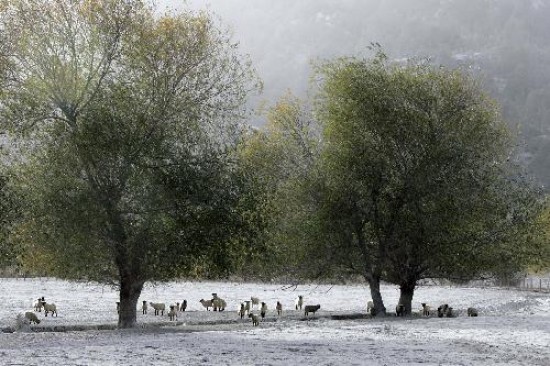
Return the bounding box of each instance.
[42,302,57,317]
[168,305,178,321]
[243,300,251,315]
[295,295,304,310]
[33,298,44,312]
[149,302,165,316]
[212,298,227,312]
[199,299,213,311]
[248,312,259,326]
[421,303,431,317]
[276,301,282,316]
[251,296,260,309]
[304,304,321,317]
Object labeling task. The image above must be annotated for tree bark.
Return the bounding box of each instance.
[118,272,144,329]
[397,280,416,316]
[365,272,386,316]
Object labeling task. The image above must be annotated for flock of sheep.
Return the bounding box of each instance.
[17,293,479,329]
[367,300,479,318]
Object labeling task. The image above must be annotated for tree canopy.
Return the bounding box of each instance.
[1,0,258,327]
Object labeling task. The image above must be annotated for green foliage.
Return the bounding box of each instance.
[314,52,543,286]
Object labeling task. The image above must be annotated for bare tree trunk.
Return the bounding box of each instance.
[397,281,416,316]
[365,272,386,316]
[118,272,144,329]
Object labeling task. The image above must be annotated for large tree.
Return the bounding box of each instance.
[315,51,543,315]
[1,0,258,327]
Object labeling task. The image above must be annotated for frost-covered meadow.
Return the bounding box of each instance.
[0,278,549,365]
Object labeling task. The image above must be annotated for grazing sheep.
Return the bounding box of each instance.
[239,303,246,319]
[467,307,479,317]
[367,300,374,315]
[260,302,268,320]
[304,304,321,317]
[42,302,57,317]
[142,300,148,314]
[168,305,178,321]
[180,300,187,312]
[25,311,41,324]
[276,301,283,316]
[213,298,227,312]
[199,299,213,311]
[395,303,405,317]
[295,295,304,310]
[248,313,259,326]
[149,302,165,316]
[421,303,431,317]
[251,296,260,309]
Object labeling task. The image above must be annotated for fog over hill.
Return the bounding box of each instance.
[158,0,550,187]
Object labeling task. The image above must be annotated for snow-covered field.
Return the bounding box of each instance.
[1,278,549,365]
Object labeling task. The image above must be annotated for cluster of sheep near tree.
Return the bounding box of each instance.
[367,300,479,318]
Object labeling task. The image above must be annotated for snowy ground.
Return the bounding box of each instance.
[0,278,549,365]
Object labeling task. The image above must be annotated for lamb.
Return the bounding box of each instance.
[421,303,431,317]
[24,311,41,324]
[199,299,213,311]
[276,301,283,316]
[395,303,405,317]
[467,307,479,317]
[304,304,321,317]
[168,305,178,321]
[251,296,260,309]
[260,302,268,320]
[142,300,148,314]
[248,312,259,326]
[295,295,304,310]
[180,299,187,312]
[149,302,165,316]
[42,302,57,317]
[367,300,375,315]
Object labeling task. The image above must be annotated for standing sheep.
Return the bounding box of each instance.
[421,303,431,317]
[367,300,374,315]
[142,300,148,314]
[248,313,259,326]
[33,297,44,312]
[180,300,187,312]
[295,295,304,310]
[276,301,283,316]
[212,298,227,312]
[239,303,246,319]
[437,304,451,318]
[260,302,268,321]
[251,296,260,309]
[199,299,213,311]
[168,305,178,321]
[467,307,479,317]
[42,302,57,317]
[149,302,165,316]
[304,304,321,317]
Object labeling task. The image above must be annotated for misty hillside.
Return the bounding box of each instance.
[161,0,550,187]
